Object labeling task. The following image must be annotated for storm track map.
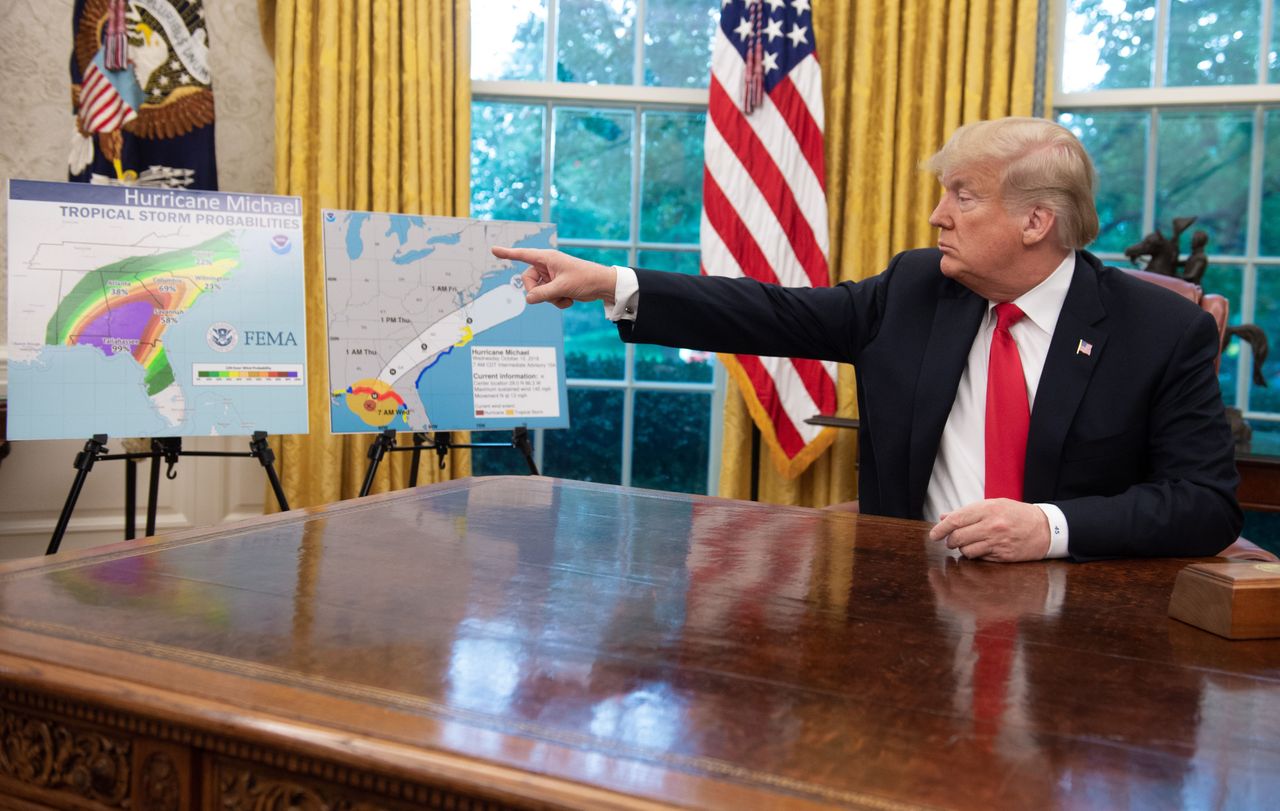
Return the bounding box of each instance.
[322,210,568,434]
[6,180,308,440]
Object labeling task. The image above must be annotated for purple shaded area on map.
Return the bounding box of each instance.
[73,300,154,358]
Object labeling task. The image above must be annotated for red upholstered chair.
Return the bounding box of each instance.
[822,268,1277,563]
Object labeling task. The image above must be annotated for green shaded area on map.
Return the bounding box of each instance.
[45,232,240,396]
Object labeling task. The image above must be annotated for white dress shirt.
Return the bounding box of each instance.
[606,256,1076,558]
[923,253,1076,558]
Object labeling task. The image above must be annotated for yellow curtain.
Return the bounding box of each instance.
[719,0,1042,506]
[264,0,471,510]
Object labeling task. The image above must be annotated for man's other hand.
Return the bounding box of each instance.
[928,499,1051,562]
[491,247,617,309]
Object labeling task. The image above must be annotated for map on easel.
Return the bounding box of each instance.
[6,180,309,440]
[321,210,569,433]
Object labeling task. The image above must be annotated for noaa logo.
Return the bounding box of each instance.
[325,211,337,223]
[270,234,292,255]
[207,322,239,352]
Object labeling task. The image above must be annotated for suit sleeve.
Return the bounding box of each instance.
[616,266,892,363]
[1056,310,1243,560]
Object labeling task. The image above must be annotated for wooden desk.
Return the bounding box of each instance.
[0,477,1277,810]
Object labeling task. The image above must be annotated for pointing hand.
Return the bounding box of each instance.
[491,247,618,310]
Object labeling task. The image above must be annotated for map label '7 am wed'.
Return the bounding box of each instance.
[6,180,308,440]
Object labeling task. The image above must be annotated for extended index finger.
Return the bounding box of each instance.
[492,245,547,264]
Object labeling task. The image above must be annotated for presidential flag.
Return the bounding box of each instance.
[701,0,837,478]
[70,0,218,190]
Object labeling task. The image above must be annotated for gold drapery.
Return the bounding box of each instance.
[718,0,1042,506]
[264,0,471,509]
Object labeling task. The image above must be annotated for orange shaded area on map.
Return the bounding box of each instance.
[343,378,406,427]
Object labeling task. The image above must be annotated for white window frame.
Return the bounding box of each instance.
[470,0,726,491]
[1054,0,1279,423]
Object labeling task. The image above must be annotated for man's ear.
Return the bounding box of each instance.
[1022,205,1056,246]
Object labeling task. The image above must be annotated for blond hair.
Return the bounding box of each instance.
[926,117,1099,250]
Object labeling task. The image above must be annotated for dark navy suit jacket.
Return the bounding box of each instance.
[618,249,1242,559]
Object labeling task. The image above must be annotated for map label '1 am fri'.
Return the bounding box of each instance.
[5,180,308,440]
[321,210,569,434]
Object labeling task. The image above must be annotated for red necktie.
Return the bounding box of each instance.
[985,303,1029,501]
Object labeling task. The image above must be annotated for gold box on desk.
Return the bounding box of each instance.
[1168,562,1280,639]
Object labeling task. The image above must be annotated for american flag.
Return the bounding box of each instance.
[701,0,837,478]
[77,58,139,134]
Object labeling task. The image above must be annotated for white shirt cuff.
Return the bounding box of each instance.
[605,265,639,321]
[1036,502,1070,558]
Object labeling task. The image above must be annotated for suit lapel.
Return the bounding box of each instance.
[908,284,986,514]
[1024,253,1108,502]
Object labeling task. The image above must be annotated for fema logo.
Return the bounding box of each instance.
[324,211,337,223]
[207,322,239,352]
[270,234,292,255]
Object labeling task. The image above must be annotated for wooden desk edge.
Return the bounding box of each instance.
[0,642,793,811]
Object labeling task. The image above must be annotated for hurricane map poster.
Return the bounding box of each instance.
[6,180,308,440]
[321,210,569,434]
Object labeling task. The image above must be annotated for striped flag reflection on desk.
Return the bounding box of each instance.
[702,0,837,479]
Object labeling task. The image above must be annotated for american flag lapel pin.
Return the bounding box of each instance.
[1076,339,1093,357]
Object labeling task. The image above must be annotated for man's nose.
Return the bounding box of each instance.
[929,199,951,228]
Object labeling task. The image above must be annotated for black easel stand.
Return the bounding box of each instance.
[358,427,538,498]
[46,431,290,556]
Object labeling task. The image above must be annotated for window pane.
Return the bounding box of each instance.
[1263,109,1280,256]
[631,391,710,493]
[562,247,629,379]
[552,108,633,240]
[556,0,636,85]
[1201,263,1244,408]
[471,102,545,221]
[1061,0,1155,91]
[471,0,547,81]
[640,111,706,244]
[1155,110,1252,256]
[1272,4,1279,82]
[1165,0,1261,87]
[643,0,717,88]
[1249,266,1280,411]
[633,251,713,383]
[1059,110,1148,254]
[1250,421,1280,453]
[542,388,623,483]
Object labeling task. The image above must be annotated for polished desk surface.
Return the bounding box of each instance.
[0,476,1278,810]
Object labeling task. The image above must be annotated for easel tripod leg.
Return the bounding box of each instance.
[124,459,137,540]
[47,435,108,556]
[358,429,396,498]
[408,432,428,487]
[513,427,538,475]
[250,432,291,512]
[145,443,162,537]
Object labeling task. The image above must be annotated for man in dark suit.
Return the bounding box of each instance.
[494,117,1241,562]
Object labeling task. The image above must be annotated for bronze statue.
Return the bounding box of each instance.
[1124,218,1269,393]
[1123,216,1205,281]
